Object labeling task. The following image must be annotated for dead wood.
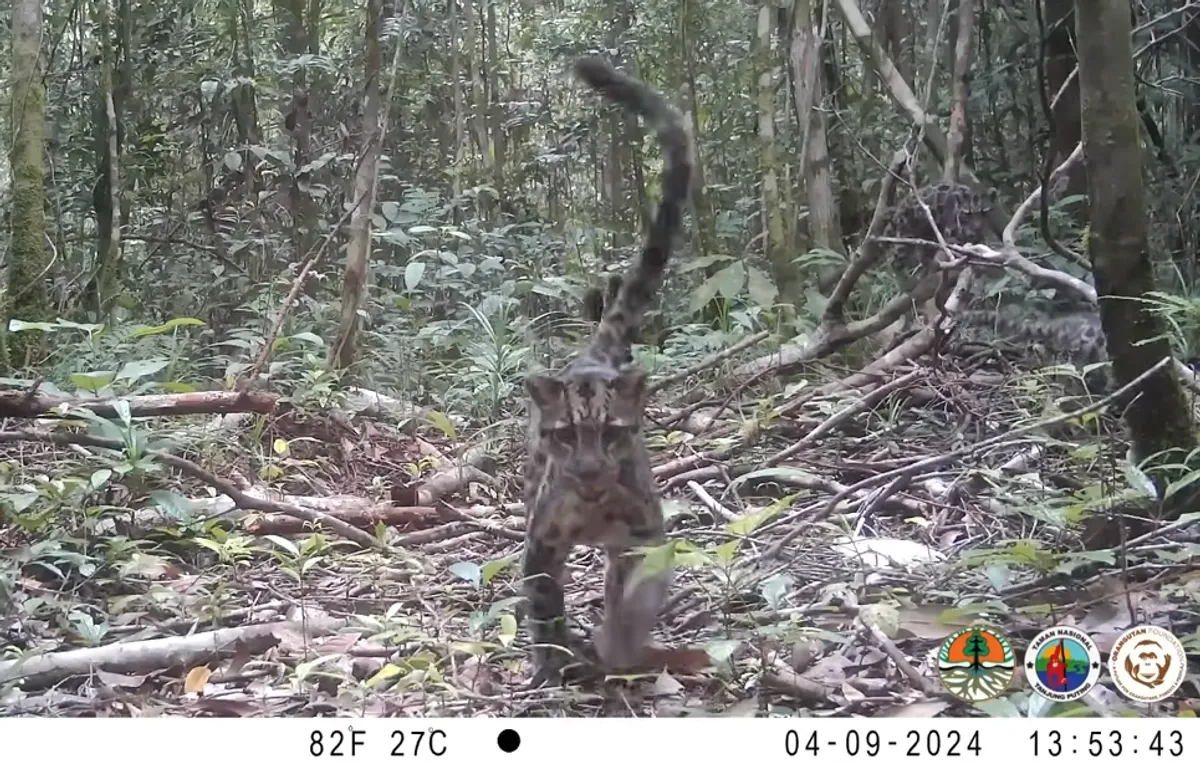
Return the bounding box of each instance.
[244,504,440,535]
[0,429,387,551]
[0,390,278,419]
[0,615,348,692]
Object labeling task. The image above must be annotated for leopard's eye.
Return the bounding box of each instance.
[542,427,574,444]
[602,424,628,441]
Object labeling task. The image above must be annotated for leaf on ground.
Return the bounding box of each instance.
[184,666,213,694]
[644,645,711,675]
[316,632,362,655]
[97,670,148,689]
[651,670,684,697]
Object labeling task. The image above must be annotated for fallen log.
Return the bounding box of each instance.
[0,389,279,419]
[244,504,440,535]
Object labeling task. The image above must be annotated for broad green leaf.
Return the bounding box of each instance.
[381,201,400,221]
[71,371,116,393]
[365,662,403,688]
[688,273,722,314]
[449,561,482,589]
[498,613,518,646]
[714,261,746,299]
[424,410,457,439]
[725,500,789,537]
[746,265,778,307]
[714,539,740,566]
[481,557,513,585]
[90,469,113,489]
[150,490,195,521]
[289,332,325,347]
[223,151,243,171]
[404,261,427,291]
[677,253,734,274]
[408,225,437,235]
[113,399,132,427]
[116,359,171,382]
[264,534,301,557]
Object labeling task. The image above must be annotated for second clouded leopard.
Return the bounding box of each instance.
[521,57,692,686]
[955,303,1111,392]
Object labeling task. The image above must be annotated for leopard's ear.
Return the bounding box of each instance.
[525,373,564,409]
[605,273,622,304]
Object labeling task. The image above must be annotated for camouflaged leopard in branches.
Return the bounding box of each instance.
[521,57,692,687]
[872,182,993,295]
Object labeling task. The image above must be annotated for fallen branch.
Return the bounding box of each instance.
[0,429,387,551]
[0,614,349,692]
[0,390,278,419]
[821,356,1172,518]
[244,505,440,535]
[647,330,771,395]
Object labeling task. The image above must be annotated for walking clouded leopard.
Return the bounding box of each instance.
[521,57,692,686]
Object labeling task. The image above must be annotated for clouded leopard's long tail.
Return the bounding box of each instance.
[572,57,693,368]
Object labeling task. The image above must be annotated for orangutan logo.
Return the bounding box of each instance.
[1108,626,1186,702]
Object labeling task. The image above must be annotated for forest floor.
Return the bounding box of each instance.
[1,351,1197,718]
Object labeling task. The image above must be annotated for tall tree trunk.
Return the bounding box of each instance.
[277,0,319,260]
[87,0,123,317]
[5,0,49,368]
[757,4,792,304]
[1046,0,1086,204]
[943,0,975,182]
[790,0,842,255]
[1075,0,1197,535]
[450,0,466,220]
[464,0,491,217]
[485,0,505,209]
[679,0,713,260]
[330,0,384,370]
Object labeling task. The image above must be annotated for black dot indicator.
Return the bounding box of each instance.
[497,729,521,753]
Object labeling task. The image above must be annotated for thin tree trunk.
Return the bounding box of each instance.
[330,0,385,370]
[277,0,319,259]
[757,4,792,304]
[450,0,465,219]
[1046,0,1086,203]
[943,0,975,182]
[464,0,491,217]
[485,0,505,206]
[680,0,712,260]
[88,0,123,317]
[790,0,842,256]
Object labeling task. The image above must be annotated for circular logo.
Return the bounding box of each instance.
[1108,625,1186,703]
[1023,626,1101,701]
[936,626,1017,702]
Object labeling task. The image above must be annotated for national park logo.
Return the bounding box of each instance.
[1023,626,1101,702]
[936,626,1016,702]
[1108,625,1186,703]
